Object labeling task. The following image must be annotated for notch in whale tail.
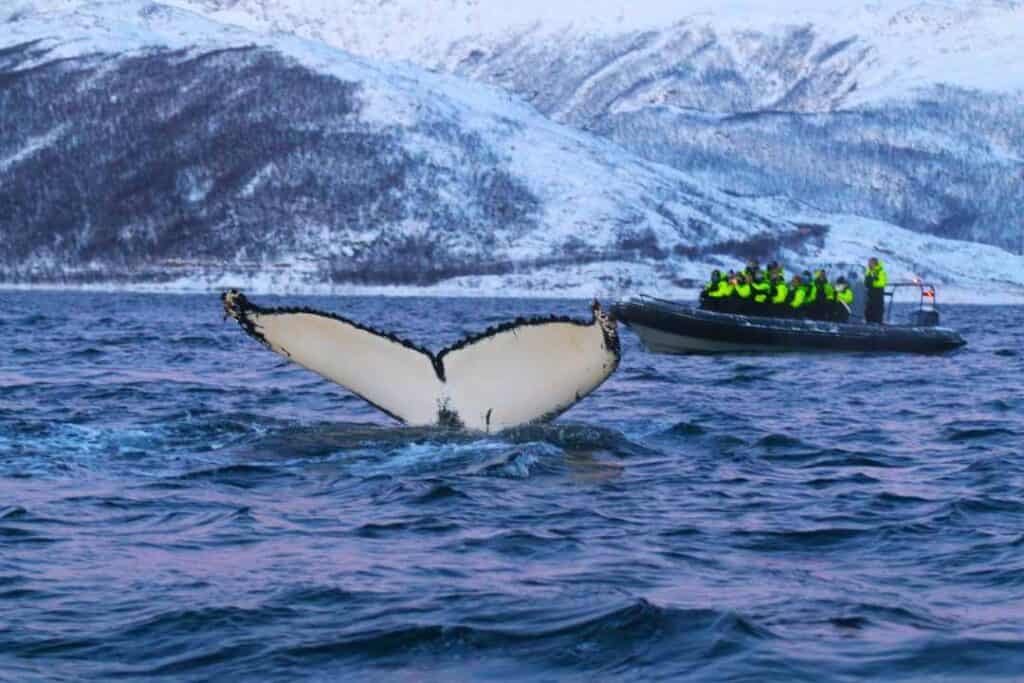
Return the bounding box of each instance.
[221,290,620,432]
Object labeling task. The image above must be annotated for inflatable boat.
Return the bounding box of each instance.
[612,288,966,354]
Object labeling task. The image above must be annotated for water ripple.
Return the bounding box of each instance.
[1,294,1022,681]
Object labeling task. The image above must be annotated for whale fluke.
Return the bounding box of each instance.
[221,291,620,432]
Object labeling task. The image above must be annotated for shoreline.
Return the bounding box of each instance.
[2,282,1023,305]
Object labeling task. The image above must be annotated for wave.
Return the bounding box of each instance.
[851,635,1024,679]
[756,433,807,449]
[353,517,460,538]
[501,423,652,458]
[448,528,580,558]
[270,598,775,672]
[945,426,1018,442]
[803,472,881,488]
[0,525,60,545]
[211,421,643,480]
[175,464,287,488]
[0,505,27,520]
[820,600,945,632]
[661,421,707,436]
[623,368,673,382]
[947,496,1024,516]
[468,448,560,480]
[798,453,898,469]
[871,491,939,506]
[723,371,777,385]
[732,526,869,550]
[411,482,470,504]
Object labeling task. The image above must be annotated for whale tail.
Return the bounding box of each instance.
[222,290,619,432]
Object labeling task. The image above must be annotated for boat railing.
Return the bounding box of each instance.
[885,280,939,324]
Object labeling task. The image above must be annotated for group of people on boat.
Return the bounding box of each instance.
[699,257,888,323]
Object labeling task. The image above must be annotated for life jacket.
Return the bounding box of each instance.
[751,280,771,303]
[805,282,818,305]
[789,285,807,309]
[771,282,788,304]
[708,280,733,299]
[733,281,752,299]
[865,261,888,289]
[818,280,835,301]
[836,287,853,305]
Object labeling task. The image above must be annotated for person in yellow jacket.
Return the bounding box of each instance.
[769,272,789,317]
[787,274,808,317]
[836,277,854,305]
[802,270,818,313]
[810,270,835,320]
[864,257,888,323]
[732,271,753,314]
[834,276,854,322]
[750,269,772,310]
[700,270,733,311]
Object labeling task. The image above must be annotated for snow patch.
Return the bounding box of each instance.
[141,0,1024,101]
[0,125,66,172]
[240,162,275,198]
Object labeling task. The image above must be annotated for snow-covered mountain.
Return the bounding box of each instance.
[0,2,788,291]
[155,0,1024,254]
[1,1,1022,300]
[158,0,1024,103]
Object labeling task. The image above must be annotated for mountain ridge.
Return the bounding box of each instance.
[1,1,1022,302]
[146,0,1024,254]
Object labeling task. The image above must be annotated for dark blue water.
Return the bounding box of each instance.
[2,292,1022,682]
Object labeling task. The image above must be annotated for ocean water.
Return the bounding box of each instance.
[1,291,1022,682]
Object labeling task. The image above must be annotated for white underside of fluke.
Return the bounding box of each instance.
[222,292,620,432]
[249,310,443,425]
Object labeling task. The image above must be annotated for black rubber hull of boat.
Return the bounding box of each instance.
[612,299,967,354]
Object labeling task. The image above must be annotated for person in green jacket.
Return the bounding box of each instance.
[802,270,818,312]
[810,270,835,320]
[750,269,772,310]
[700,270,733,311]
[700,270,720,310]
[770,272,789,317]
[834,276,854,322]
[818,270,836,300]
[732,271,753,313]
[864,257,888,323]
[717,270,738,312]
[788,274,808,316]
[835,277,854,305]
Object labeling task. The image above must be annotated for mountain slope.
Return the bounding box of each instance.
[0,2,795,289]
[158,0,1024,106]
[1,1,1022,301]
[154,0,1024,253]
